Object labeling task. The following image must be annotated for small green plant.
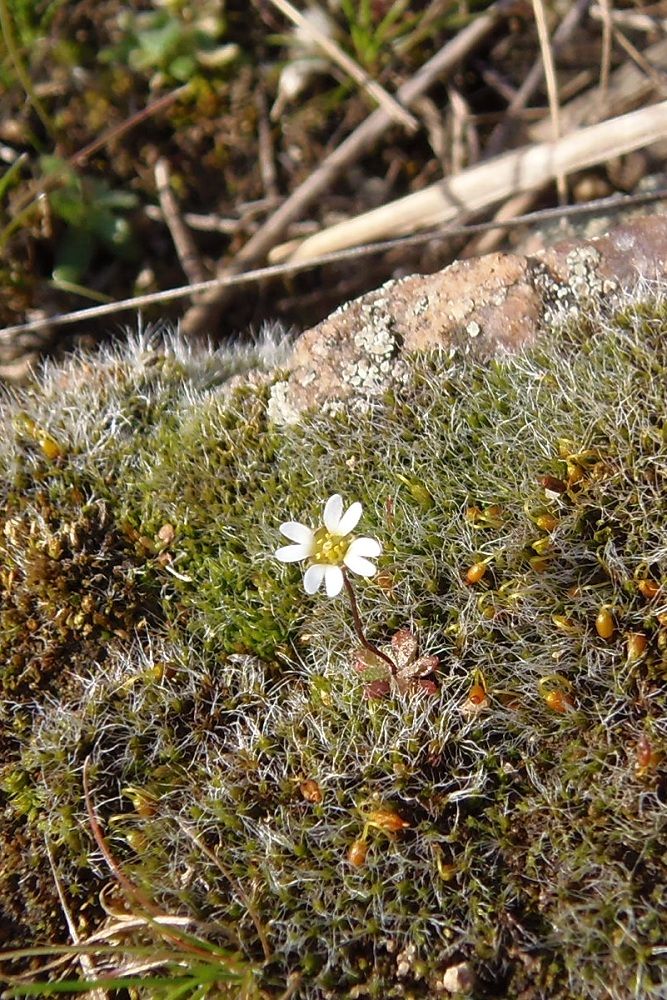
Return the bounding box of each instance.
[39,155,139,288]
[99,1,238,85]
[338,0,413,69]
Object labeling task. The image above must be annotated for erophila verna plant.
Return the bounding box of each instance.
[1,295,667,999]
[276,493,398,677]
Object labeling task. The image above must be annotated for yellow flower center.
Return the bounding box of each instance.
[311,526,351,566]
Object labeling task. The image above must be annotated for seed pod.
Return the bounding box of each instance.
[543,689,576,713]
[465,561,487,585]
[637,579,660,600]
[626,632,648,663]
[539,675,575,713]
[366,809,410,833]
[595,607,615,640]
[40,433,64,461]
[538,474,567,494]
[300,779,323,804]
[471,682,487,705]
[536,513,559,532]
[636,734,654,773]
[347,839,368,867]
[529,556,551,573]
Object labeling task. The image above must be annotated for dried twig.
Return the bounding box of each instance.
[0,85,189,250]
[528,36,667,140]
[44,837,110,1000]
[267,0,416,130]
[154,158,206,286]
[531,0,566,204]
[175,816,272,961]
[179,0,514,338]
[276,100,667,262]
[3,188,667,344]
[486,0,590,156]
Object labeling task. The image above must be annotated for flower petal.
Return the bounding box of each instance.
[303,564,326,594]
[344,552,378,577]
[324,565,344,597]
[335,501,362,537]
[279,521,314,544]
[276,542,312,563]
[346,536,381,560]
[323,494,343,532]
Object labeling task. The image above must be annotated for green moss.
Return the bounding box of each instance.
[0,305,666,997]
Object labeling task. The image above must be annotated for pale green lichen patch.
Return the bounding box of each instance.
[0,303,666,997]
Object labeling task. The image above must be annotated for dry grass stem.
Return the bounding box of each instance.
[44,838,110,1000]
[486,0,590,157]
[528,36,667,140]
[531,0,566,204]
[154,158,207,287]
[266,0,417,130]
[179,0,514,337]
[276,100,667,262]
[461,190,539,257]
[596,0,613,96]
[3,188,667,343]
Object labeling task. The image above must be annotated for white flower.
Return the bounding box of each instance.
[275,493,381,597]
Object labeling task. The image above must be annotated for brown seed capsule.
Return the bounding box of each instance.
[543,689,576,714]
[538,474,567,494]
[539,676,575,713]
[635,734,662,777]
[465,561,487,585]
[40,434,64,461]
[468,684,487,706]
[536,513,559,532]
[366,809,410,833]
[529,556,551,573]
[637,579,660,600]
[347,839,368,867]
[626,632,648,663]
[460,683,489,717]
[595,607,615,640]
[299,779,323,804]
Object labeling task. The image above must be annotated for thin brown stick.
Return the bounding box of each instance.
[82,757,160,914]
[280,100,667,262]
[607,24,667,98]
[528,35,667,141]
[3,186,667,343]
[175,816,272,961]
[531,0,566,205]
[596,0,613,97]
[461,190,538,257]
[343,572,397,677]
[267,0,416,130]
[256,88,279,200]
[44,837,109,1000]
[0,85,189,250]
[154,158,206,286]
[179,0,514,338]
[486,0,590,157]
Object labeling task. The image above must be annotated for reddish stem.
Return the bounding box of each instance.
[343,571,397,677]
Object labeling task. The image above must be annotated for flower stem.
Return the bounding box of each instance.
[343,571,397,677]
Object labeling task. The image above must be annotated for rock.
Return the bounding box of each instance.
[267,214,667,424]
[437,960,476,994]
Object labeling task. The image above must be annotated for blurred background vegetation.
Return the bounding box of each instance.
[0,0,665,364]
